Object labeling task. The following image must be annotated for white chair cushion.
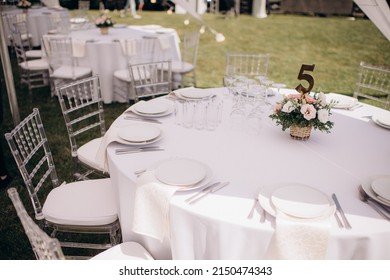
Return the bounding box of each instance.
[77,137,108,173]
[113,67,150,82]
[26,50,42,59]
[19,59,49,71]
[51,65,92,79]
[42,178,118,226]
[160,60,194,74]
[91,242,154,260]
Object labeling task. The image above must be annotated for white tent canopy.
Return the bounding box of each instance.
[354,0,390,41]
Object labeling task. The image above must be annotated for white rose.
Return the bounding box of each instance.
[318,109,329,123]
[318,92,327,106]
[282,101,295,113]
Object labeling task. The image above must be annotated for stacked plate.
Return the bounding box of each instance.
[173,87,215,100]
[118,123,162,145]
[148,158,213,191]
[258,183,336,221]
[372,112,390,129]
[361,175,390,206]
[326,93,358,109]
[129,101,173,118]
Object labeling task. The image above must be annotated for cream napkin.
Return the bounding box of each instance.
[95,125,133,171]
[132,171,178,242]
[274,211,331,259]
[72,39,87,57]
[157,35,171,50]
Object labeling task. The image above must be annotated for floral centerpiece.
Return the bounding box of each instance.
[16,0,32,9]
[269,91,335,140]
[95,13,114,34]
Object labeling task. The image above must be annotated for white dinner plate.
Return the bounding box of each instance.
[258,183,336,221]
[113,24,127,28]
[361,174,390,207]
[133,102,169,115]
[118,123,161,143]
[127,102,173,118]
[371,177,390,201]
[156,28,175,34]
[372,114,390,129]
[174,88,214,100]
[271,185,332,219]
[147,159,213,192]
[154,158,207,187]
[326,93,358,109]
[70,17,87,24]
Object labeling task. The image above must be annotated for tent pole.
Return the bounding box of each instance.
[0,9,20,126]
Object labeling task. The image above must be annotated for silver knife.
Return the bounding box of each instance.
[188,182,230,204]
[184,182,220,203]
[332,193,352,229]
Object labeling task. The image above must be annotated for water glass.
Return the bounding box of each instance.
[245,107,264,135]
[183,100,196,128]
[174,99,184,125]
[206,97,222,131]
[193,99,207,130]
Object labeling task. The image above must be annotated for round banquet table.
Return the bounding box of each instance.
[106,88,390,260]
[69,26,181,104]
[1,6,69,47]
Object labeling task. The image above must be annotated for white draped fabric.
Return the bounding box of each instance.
[354,0,390,41]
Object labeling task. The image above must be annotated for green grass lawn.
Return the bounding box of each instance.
[0,10,389,260]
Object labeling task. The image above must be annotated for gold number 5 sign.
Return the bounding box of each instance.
[295,64,315,94]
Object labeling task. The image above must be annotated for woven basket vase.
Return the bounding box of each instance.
[290,125,312,141]
[99,27,109,35]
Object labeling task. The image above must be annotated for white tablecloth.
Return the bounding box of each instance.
[106,88,390,260]
[1,6,69,46]
[69,26,181,104]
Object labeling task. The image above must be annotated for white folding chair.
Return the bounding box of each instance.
[5,108,121,258]
[113,37,158,102]
[8,187,154,260]
[43,35,92,96]
[128,60,172,102]
[225,53,270,77]
[10,24,49,94]
[353,61,390,109]
[56,76,109,180]
[167,32,200,89]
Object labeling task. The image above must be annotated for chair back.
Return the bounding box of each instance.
[182,32,200,67]
[5,109,60,221]
[353,62,390,109]
[129,60,172,101]
[122,37,158,64]
[7,187,65,260]
[56,76,106,158]
[48,12,70,34]
[225,53,270,77]
[10,25,29,65]
[44,35,76,77]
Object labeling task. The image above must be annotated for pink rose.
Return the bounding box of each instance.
[300,104,316,120]
[274,103,282,112]
[305,94,316,104]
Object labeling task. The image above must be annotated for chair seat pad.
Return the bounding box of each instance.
[26,50,43,59]
[19,59,49,71]
[51,65,92,79]
[91,242,154,260]
[42,178,118,226]
[114,68,150,82]
[77,137,108,173]
[161,60,194,74]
